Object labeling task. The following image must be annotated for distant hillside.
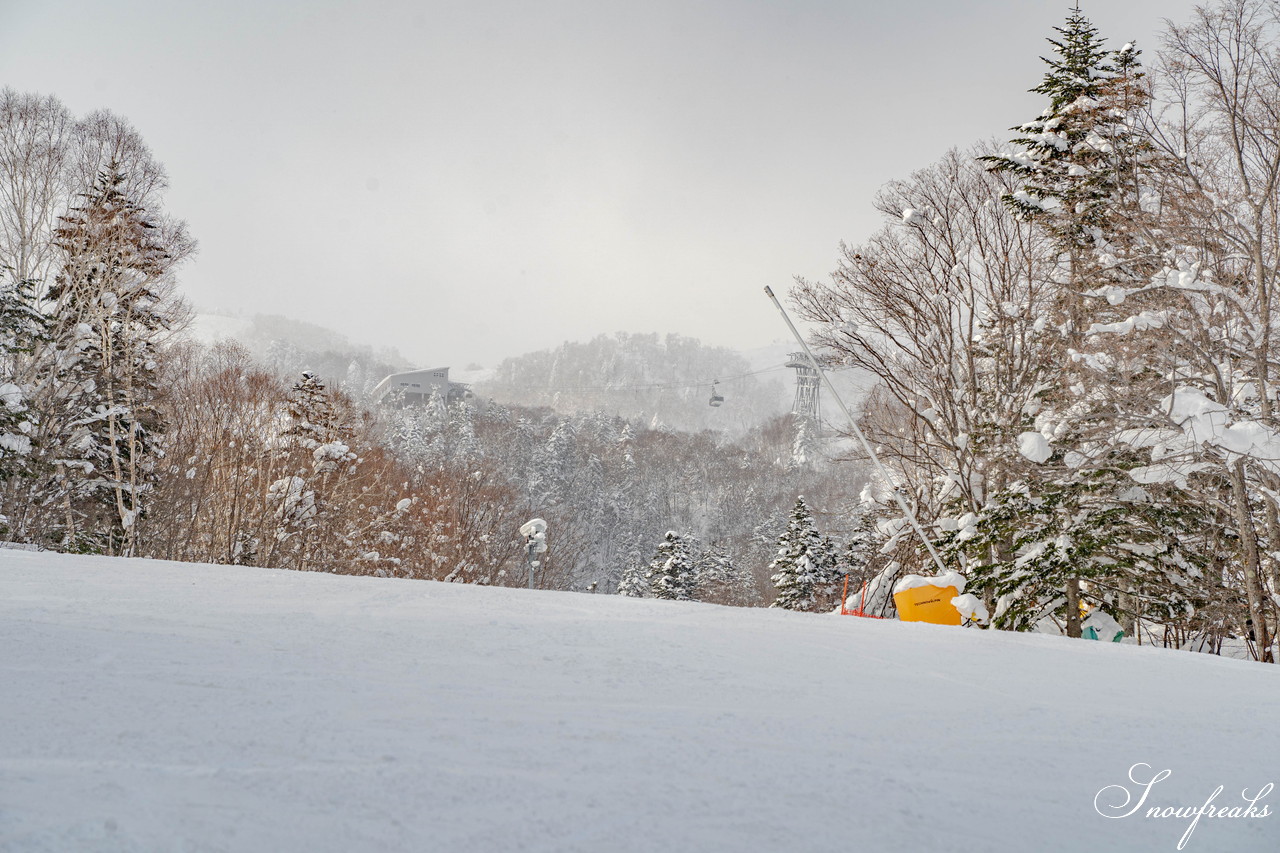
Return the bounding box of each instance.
[478,332,791,433]
[187,312,411,398]
[186,316,876,430]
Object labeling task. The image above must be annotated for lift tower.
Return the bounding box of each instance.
[786,352,821,423]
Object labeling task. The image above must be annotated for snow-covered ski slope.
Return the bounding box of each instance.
[2,551,1277,853]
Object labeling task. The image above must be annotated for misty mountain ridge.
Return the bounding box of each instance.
[187,311,413,398]
[190,312,870,433]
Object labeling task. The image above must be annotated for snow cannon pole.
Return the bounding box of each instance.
[763,286,951,579]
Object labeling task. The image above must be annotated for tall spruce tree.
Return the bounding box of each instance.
[43,166,177,554]
[974,8,1203,636]
[981,8,1165,343]
[983,8,1118,239]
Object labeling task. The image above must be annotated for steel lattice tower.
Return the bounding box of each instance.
[786,352,821,422]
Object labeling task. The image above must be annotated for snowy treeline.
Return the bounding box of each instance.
[481,332,788,434]
[794,3,1280,660]
[612,494,883,608]
[616,531,761,604]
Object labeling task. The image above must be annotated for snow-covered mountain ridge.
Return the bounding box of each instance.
[2,551,1276,852]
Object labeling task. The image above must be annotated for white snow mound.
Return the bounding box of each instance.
[893,570,968,595]
[1017,430,1052,463]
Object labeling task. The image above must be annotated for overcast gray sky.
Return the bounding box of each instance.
[1,0,1198,367]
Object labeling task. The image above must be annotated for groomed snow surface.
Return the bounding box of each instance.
[2,552,1278,853]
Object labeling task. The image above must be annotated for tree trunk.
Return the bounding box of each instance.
[1065,577,1082,638]
[1263,494,1280,631]
[1229,460,1273,662]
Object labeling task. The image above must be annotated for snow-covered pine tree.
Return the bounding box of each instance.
[0,273,46,489]
[646,530,698,601]
[616,557,651,597]
[814,534,842,612]
[450,401,481,465]
[769,496,837,612]
[839,499,881,586]
[940,478,1216,632]
[981,6,1169,343]
[730,562,762,607]
[272,371,356,570]
[981,10,1168,375]
[538,419,579,507]
[284,371,340,449]
[42,165,181,554]
[694,541,760,606]
[979,8,1157,255]
[602,423,640,590]
[972,9,1206,637]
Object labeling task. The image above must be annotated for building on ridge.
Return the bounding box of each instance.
[372,367,473,406]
